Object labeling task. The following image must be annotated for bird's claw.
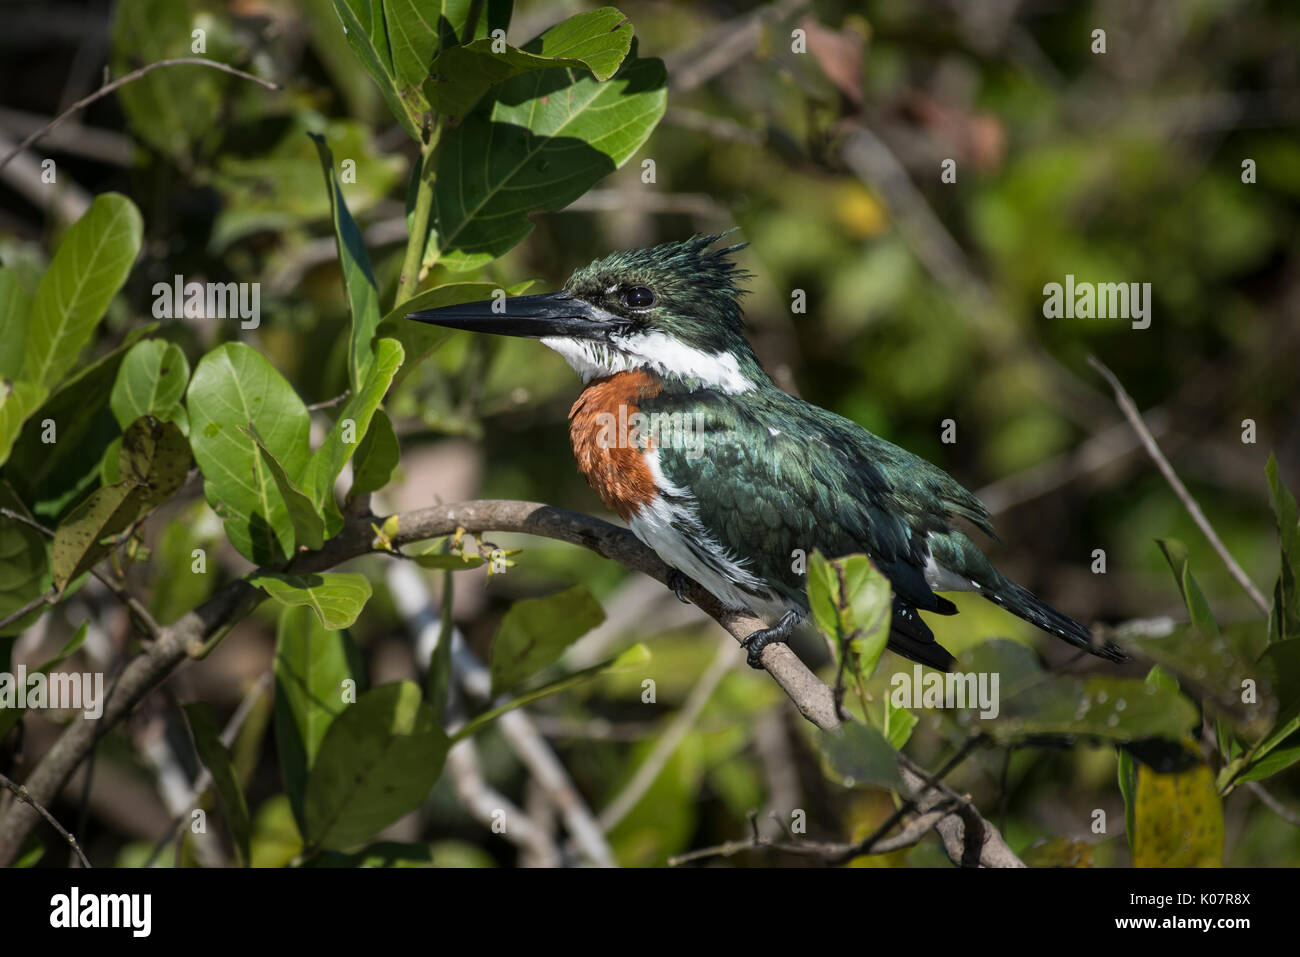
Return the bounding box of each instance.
[740,629,786,669]
[666,569,692,605]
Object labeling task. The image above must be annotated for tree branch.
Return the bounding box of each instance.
[0,499,1016,867]
[0,58,279,172]
[1088,356,1271,615]
[0,771,91,867]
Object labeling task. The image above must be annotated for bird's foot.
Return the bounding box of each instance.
[666,568,692,605]
[739,610,800,669]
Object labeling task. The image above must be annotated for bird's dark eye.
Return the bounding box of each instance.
[622,285,656,309]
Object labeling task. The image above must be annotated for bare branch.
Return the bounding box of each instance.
[0,771,91,868]
[0,58,279,171]
[1088,356,1271,615]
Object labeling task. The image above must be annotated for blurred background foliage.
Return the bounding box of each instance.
[1,0,1299,867]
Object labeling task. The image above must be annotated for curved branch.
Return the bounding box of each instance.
[0,500,1019,868]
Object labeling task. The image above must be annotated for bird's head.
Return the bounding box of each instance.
[407,233,766,393]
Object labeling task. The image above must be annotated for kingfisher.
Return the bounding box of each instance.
[409,234,1125,671]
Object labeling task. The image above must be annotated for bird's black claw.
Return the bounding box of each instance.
[666,568,692,605]
[740,627,787,669]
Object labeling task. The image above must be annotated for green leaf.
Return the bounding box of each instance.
[111,0,229,158]
[0,380,43,471]
[329,0,422,141]
[489,584,605,695]
[811,722,902,790]
[348,409,400,500]
[883,699,918,750]
[22,193,143,394]
[1117,748,1137,856]
[243,427,325,552]
[383,0,474,113]
[309,132,384,391]
[5,323,157,510]
[428,52,666,271]
[303,681,448,851]
[424,7,633,121]
[1266,455,1300,644]
[182,702,252,866]
[455,643,650,742]
[1235,743,1300,784]
[0,622,87,739]
[0,267,32,379]
[187,343,312,565]
[49,417,189,590]
[426,570,454,727]
[274,605,360,828]
[377,280,531,389]
[1156,538,1221,638]
[110,339,191,431]
[807,551,892,683]
[249,571,373,630]
[1132,763,1224,867]
[304,338,403,536]
[0,484,48,637]
[965,640,1199,745]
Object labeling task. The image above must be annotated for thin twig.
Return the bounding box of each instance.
[1246,781,1300,828]
[1088,356,1271,615]
[597,639,734,831]
[0,58,279,171]
[0,590,54,631]
[306,391,351,412]
[0,771,91,867]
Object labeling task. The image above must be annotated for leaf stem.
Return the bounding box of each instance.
[396,123,442,307]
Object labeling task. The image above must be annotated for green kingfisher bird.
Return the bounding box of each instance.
[409,234,1125,671]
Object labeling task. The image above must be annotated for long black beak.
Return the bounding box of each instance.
[407,291,621,340]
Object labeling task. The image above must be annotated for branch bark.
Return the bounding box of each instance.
[0,499,1016,868]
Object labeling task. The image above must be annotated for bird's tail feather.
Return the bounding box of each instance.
[887,598,955,671]
[987,580,1127,663]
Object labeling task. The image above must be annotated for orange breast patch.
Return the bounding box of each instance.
[569,370,663,520]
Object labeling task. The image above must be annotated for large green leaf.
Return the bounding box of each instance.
[304,338,403,536]
[965,640,1199,745]
[489,584,605,695]
[274,605,361,828]
[249,572,373,630]
[309,133,385,391]
[49,417,189,590]
[183,702,252,866]
[187,343,311,565]
[303,682,448,851]
[428,53,666,271]
[22,193,143,395]
[330,0,422,141]
[110,339,191,432]
[423,7,633,121]
[384,0,473,111]
[0,268,31,379]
